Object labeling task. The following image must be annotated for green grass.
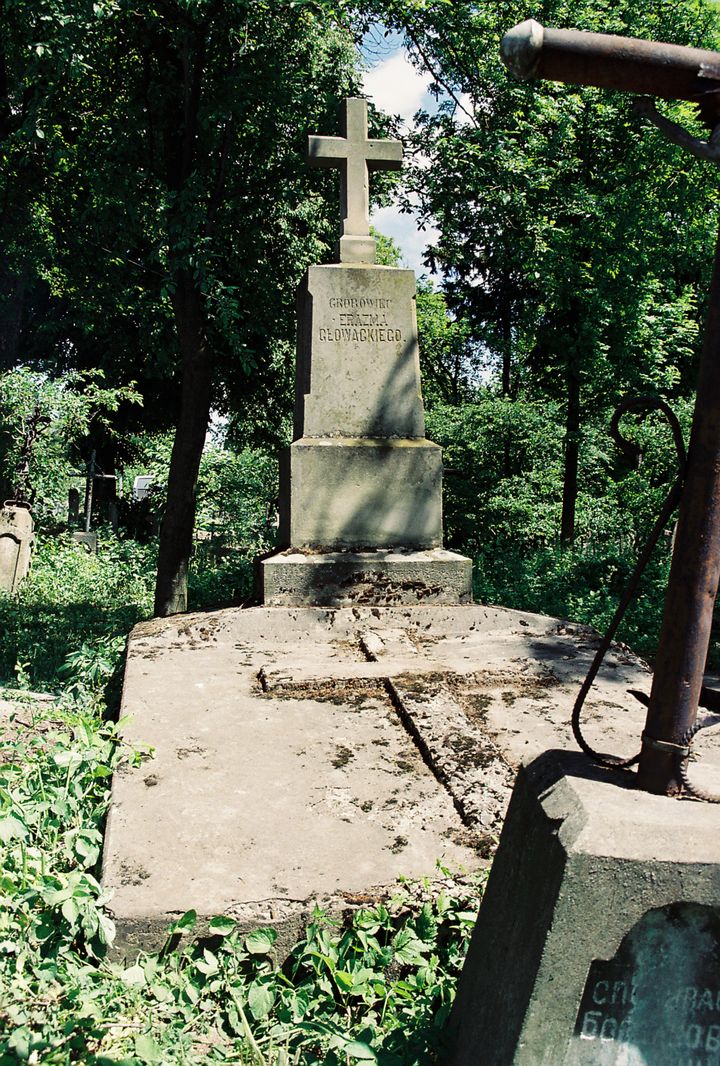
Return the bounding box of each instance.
[0,684,484,1064]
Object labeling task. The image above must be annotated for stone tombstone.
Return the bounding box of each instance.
[260,97,472,605]
[68,487,80,526]
[0,503,34,594]
[567,903,720,1066]
[448,750,720,1066]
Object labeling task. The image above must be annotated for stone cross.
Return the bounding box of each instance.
[307,97,403,264]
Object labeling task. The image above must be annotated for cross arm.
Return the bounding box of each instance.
[307,136,347,168]
[365,140,403,170]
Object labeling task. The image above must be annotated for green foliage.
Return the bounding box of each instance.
[427,391,696,662]
[370,227,403,268]
[0,534,155,688]
[1,1,364,439]
[0,678,484,1064]
[474,542,672,663]
[0,369,140,517]
[123,432,280,608]
[416,284,479,408]
[427,398,565,555]
[0,698,124,973]
[378,0,718,547]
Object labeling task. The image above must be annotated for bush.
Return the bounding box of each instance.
[0,533,155,688]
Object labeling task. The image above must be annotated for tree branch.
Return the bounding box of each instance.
[633,97,720,164]
[403,22,477,127]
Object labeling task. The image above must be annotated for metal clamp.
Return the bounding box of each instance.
[641,732,690,757]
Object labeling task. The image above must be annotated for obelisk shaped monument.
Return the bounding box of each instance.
[260,98,471,605]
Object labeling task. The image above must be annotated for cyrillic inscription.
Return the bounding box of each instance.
[566,903,720,1066]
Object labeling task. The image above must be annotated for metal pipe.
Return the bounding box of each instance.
[500,20,720,793]
[637,224,720,793]
[502,21,720,114]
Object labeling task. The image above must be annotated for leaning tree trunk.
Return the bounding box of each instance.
[154,274,212,616]
[560,362,581,547]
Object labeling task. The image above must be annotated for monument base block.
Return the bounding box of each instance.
[279,437,443,550]
[449,749,720,1066]
[259,548,472,606]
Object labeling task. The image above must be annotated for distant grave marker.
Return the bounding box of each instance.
[0,503,34,594]
[68,487,80,526]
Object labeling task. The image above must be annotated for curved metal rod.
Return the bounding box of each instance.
[571,396,686,769]
[608,395,686,469]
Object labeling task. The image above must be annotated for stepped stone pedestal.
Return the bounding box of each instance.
[259,262,471,604]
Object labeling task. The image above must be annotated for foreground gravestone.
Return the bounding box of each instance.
[448,750,720,1066]
[0,503,34,594]
[569,903,720,1063]
[259,98,471,606]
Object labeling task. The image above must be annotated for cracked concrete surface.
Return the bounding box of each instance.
[102,603,720,959]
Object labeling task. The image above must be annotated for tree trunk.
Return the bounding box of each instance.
[501,310,512,398]
[154,275,212,616]
[0,263,28,370]
[501,309,512,479]
[151,16,212,617]
[560,363,580,547]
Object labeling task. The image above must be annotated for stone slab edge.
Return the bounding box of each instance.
[259,548,472,606]
[110,885,383,963]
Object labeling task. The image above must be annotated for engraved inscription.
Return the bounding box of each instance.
[318,297,403,345]
[318,326,402,343]
[566,904,720,1066]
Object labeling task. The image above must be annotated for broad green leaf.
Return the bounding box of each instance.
[0,815,28,842]
[121,964,146,987]
[245,927,277,954]
[334,969,355,991]
[247,981,276,1020]
[344,1040,378,1061]
[169,909,197,933]
[134,1033,163,1063]
[208,915,235,935]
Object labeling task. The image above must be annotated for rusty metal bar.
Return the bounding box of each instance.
[502,21,720,120]
[637,226,720,793]
[501,21,720,793]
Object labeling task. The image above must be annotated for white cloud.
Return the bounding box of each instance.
[454,92,476,127]
[371,204,439,279]
[363,38,440,277]
[363,52,430,126]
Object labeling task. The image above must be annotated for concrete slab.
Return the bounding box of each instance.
[102,604,720,959]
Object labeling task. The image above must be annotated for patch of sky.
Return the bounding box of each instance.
[360,23,440,278]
